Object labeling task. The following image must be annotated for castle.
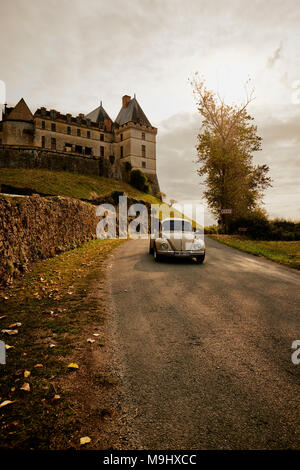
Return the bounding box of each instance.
[0,94,160,194]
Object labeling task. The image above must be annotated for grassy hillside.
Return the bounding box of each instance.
[0,168,160,204]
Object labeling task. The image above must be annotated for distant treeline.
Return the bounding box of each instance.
[205,214,300,241]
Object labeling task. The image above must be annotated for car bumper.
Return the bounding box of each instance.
[157,250,205,257]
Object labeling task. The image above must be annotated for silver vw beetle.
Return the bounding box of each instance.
[149,218,205,263]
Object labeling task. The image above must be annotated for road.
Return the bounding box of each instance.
[109,237,300,449]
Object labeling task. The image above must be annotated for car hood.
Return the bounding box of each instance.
[162,232,204,251]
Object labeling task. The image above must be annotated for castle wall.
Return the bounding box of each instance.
[34,117,112,158]
[2,121,34,146]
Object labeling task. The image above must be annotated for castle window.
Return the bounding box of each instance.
[120,133,123,141]
[142,132,145,140]
[142,161,146,168]
[51,123,56,132]
[51,138,56,150]
[41,136,45,148]
[42,120,45,130]
[141,145,146,157]
[85,147,92,155]
[87,130,91,139]
[65,143,72,152]
[100,133,104,141]
[77,128,81,137]
[75,145,82,154]
[67,126,71,135]
[120,146,123,158]
[100,146,105,157]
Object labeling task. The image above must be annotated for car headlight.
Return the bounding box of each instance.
[160,242,169,250]
[193,243,203,250]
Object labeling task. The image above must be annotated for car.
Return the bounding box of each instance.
[149,217,206,263]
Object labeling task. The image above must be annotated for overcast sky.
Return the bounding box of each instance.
[1,0,299,223]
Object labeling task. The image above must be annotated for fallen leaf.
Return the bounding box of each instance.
[87,338,95,344]
[68,363,79,369]
[51,394,61,401]
[80,436,91,446]
[24,370,31,378]
[9,322,22,328]
[0,400,15,408]
[49,344,56,348]
[5,345,14,350]
[0,315,7,320]
[93,333,100,337]
[34,364,43,368]
[1,329,18,335]
[11,387,16,392]
[20,383,30,392]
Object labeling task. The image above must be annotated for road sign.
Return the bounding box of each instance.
[221,209,232,214]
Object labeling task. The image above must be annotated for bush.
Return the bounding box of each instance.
[228,210,271,239]
[228,211,300,240]
[204,225,219,234]
[130,169,151,194]
[125,161,132,172]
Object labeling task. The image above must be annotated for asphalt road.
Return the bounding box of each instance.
[110,237,300,449]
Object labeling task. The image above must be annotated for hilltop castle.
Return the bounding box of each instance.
[0,95,160,194]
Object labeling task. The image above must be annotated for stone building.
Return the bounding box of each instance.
[0,94,160,193]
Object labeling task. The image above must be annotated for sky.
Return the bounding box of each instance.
[0,0,299,224]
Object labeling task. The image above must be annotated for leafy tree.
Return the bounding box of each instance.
[190,75,272,232]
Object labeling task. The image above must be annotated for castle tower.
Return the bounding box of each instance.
[1,98,34,146]
[114,95,158,188]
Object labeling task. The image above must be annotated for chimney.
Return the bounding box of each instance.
[104,118,112,132]
[122,95,131,108]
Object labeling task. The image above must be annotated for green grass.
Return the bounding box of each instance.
[210,235,300,270]
[0,168,160,204]
[0,238,123,449]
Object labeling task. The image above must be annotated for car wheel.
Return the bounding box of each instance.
[153,245,161,262]
[195,254,205,264]
[149,243,154,254]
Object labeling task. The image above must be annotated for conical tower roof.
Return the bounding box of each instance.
[85,102,112,125]
[6,98,33,121]
[115,96,151,127]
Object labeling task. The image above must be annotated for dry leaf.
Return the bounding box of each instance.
[9,322,22,328]
[24,370,31,378]
[0,315,7,320]
[11,387,16,392]
[51,394,61,401]
[87,338,95,344]
[49,344,56,348]
[93,333,100,337]
[0,400,15,408]
[68,363,79,369]
[20,382,30,392]
[1,329,18,335]
[34,364,43,368]
[5,345,14,350]
[80,436,91,446]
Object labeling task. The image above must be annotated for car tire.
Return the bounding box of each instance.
[195,254,205,264]
[149,243,154,255]
[153,245,161,262]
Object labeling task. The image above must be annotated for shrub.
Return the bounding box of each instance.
[125,161,132,172]
[130,169,151,193]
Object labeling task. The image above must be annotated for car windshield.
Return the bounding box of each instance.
[162,220,193,232]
